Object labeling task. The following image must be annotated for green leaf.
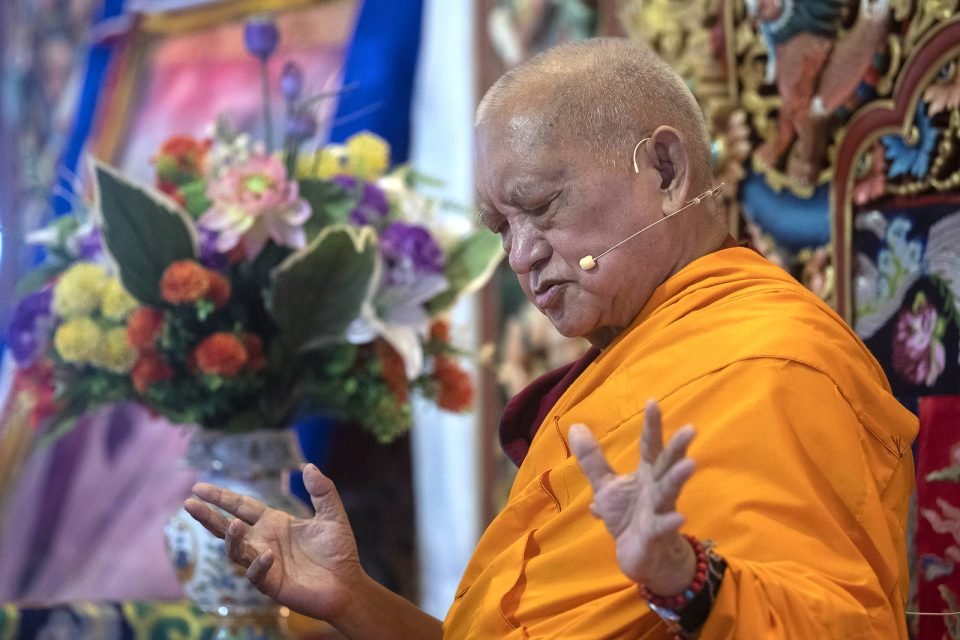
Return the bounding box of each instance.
[270,224,378,352]
[179,180,212,218]
[14,264,65,297]
[94,160,199,306]
[36,416,80,450]
[427,231,504,313]
[299,179,355,240]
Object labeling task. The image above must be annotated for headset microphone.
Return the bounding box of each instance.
[578,183,724,271]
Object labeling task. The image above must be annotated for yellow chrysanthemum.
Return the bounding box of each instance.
[54,317,103,364]
[91,327,138,374]
[296,146,348,180]
[53,262,108,318]
[344,132,390,180]
[101,279,138,321]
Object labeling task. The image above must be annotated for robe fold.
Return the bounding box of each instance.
[443,247,916,639]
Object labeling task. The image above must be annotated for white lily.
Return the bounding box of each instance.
[346,257,448,380]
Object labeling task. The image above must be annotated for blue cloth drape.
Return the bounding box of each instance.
[53,0,125,215]
[292,0,424,503]
[327,0,424,163]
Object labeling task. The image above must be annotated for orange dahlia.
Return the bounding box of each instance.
[434,357,473,412]
[127,307,166,351]
[132,352,173,394]
[242,333,267,371]
[206,272,232,308]
[376,340,409,404]
[152,135,210,183]
[429,319,450,344]
[14,360,57,428]
[157,180,187,207]
[160,260,210,304]
[194,333,248,377]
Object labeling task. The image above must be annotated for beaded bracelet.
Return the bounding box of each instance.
[640,534,727,640]
[638,534,708,608]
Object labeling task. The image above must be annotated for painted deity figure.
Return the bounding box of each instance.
[751,0,890,184]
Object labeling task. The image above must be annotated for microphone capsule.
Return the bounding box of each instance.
[579,255,597,270]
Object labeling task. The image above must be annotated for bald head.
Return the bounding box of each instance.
[476,38,712,188]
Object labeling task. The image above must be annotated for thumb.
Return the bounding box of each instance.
[303,463,348,523]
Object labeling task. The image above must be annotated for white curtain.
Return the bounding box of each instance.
[408,0,482,620]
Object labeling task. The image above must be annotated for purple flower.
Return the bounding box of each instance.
[285,110,317,141]
[198,227,229,270]
[280,61,303,102]
[380,222,445,282]
[7,288,54,367]
[333,176,390,226]
[244,15,279,61]
[892,293,946,387]
[75,226,102,260]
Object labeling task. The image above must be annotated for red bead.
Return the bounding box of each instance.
[642,533,714,612]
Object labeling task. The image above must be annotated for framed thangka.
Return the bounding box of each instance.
[92,0,358,179]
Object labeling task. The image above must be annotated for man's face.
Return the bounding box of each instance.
[475,114,675,345]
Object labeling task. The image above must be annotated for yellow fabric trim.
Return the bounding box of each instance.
[0,604,20,640]
[0,393,37,535]
[121,601,212,638]
[138,0,328,35]
[92,36,148,164]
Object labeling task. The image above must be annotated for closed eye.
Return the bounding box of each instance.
[477,210,508,236]
[522,191,561,217]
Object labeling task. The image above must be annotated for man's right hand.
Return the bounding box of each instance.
[184,463,363,623]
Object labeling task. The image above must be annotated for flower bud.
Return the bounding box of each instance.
[280,61,303,102]
[285,110,318,140]
[243,15,279,61]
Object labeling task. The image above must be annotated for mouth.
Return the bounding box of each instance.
[533,280,568,308]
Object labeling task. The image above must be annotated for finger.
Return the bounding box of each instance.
[640,400,663,467]
[655,458,696,512]
[224,518,245,564]
[225,518,260,566]
[568,423,615,493]
[246,549,276,591]
[192,483,267,526]
[650,511,686,538]
[184,497,230,539]
[303,463,349,523]
[652,425,696,480]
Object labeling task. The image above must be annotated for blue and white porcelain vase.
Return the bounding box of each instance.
[164,429,309,640]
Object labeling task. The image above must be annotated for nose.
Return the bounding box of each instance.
[508,222,550,275]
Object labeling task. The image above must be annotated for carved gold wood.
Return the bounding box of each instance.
[904,0,959,51]
[831,17,960,320]
[620,0,960,202]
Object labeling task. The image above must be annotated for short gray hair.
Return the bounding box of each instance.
[476,38,711,180]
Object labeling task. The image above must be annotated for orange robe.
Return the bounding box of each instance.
[443,247,916,639]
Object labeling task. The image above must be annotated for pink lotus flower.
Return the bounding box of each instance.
[200,153,311,258]
[892,293,946,387]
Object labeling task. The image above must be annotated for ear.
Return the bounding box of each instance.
[645,126,692,216]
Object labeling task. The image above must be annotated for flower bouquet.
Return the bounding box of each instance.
[7,85,501,447]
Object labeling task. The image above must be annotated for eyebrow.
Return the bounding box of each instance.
[507,181,533,207]
[476,209,494,229]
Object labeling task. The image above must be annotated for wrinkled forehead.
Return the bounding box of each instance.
[475,110,570,181]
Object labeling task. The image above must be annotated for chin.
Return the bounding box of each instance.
[544,309,594,340]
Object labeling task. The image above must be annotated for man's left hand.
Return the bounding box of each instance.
[569,400,698,596]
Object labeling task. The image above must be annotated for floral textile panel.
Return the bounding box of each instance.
[852,202,960,635]
[853,203,960,406]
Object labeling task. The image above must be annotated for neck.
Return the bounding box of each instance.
[586,326,622,349]
[586,231,736,351]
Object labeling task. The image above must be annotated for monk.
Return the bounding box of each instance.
[184,38,917,638]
